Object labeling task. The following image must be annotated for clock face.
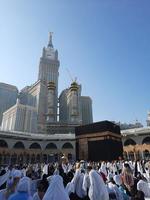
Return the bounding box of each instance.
[46,49,55,59]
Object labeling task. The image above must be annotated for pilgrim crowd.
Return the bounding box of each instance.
[0,158,150,200]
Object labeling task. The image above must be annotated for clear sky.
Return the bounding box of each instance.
[0,0,150,125]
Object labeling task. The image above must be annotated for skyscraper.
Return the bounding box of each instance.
[1,98,37,132]
[0,83,18,125]
[1,33,93,134]
[38,32,59,122]
[80,96,93,125]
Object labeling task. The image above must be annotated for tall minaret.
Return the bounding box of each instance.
[67,81,82,124]
[38,33,60,122]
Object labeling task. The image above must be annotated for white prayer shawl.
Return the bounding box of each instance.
[17,177,31,194]
[14,177,33,200]
[21,168,26,177]
[33,192,41,200]
[112,163,118,174]
[0,189,6,200]
[67,169,86,198]
[106,162,111,169]
[128,161,134,171]
[82,173,90,193]
[145,169,150,181]
[0,170,10,187]
[65,182,75,195]
[30,179,41,197]
[107,172,113,181]
[34,164,39,172]
[108,182,123,200]
[137,162,142,174]
[62,164,69,174]
[75,173,86,198]
[13,170,22,178]
[100,162,107,176]
[42,164,48,175]
[117,161,123,171]
[8,168,15,178]
[65,169,81,195]
[137,180,150,197]
[88,170,109,200]
[53,168,59,175]
[113,175,122,186]
[43,175,70,200]
[47,175,53,183]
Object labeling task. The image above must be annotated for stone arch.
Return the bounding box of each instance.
[124,138,136,146]
[62,142,73,149]
[142,137,150,144]
[0,140,8,148]
[29,143,41,149]
[45,143,57,150]
[13,141,25,149]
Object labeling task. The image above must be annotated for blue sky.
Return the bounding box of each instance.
[0,0,150,125]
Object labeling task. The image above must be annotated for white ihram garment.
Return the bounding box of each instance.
[108,182,123,200]
[113,174,122,186]
[66,169,86,198]
[42,164,48,175]
[100,162,107,176]
[0,170,10,187]
[82,173,90,193]
[43,175,70,200]
[88,170,109,200]
[137,180,150,197]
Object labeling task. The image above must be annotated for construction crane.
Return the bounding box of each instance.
[66,68,77,83]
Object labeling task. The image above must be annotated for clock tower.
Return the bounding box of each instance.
[38,33,60,122]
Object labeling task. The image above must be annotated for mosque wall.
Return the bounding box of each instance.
[122,128,150,160]
[0,130,75,165]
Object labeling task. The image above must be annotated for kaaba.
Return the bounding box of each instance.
[75,121,123,161]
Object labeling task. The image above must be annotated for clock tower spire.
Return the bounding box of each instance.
[38,33,60,122]
[48,32,53,48]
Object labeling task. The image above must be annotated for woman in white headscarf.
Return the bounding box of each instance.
[4,169,22,199]
[107,177,123,200]
[8,176,33,200]
[99,162,107,177]
[43,175,70,200]
[137,176,150,198]
[66,162,86,199]
[88,169,109,200]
